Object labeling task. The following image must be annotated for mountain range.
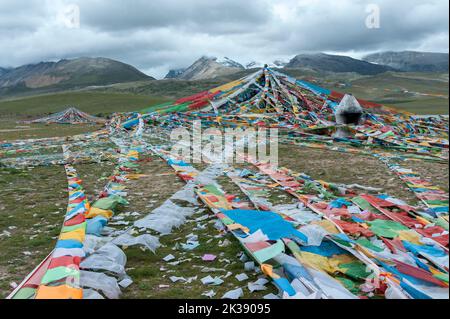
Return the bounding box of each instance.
[0,51,448,98]
[363,51,449,72]
[166,56,245,81]
[0,57,153,96]
[284,53,393,75]
[164,56,289,80]
[164,51,448,80]
[0,67,11,77]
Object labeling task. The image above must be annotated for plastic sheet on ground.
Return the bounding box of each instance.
[222,288,244,299]
[82,289,105,299]
[134,200,196,234]
[80,270,121,299]
[112,233,160,253]
[80,243,127,276]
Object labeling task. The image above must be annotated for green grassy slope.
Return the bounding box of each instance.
[0,70,448,119]
[91,70,449,115]
[0,91,169,119]
[90,78,242,99]
[0,58,154,99]
[333,72,449,114]
[283,70,449,114]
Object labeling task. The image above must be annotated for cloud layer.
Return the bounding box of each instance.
[0,0,448,78]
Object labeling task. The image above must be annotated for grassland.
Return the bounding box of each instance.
[0,166,68,297]
[0,70,447,124]
[94,70,449,115]
[0,91,169,119]
[0,149,278,299]
[0,122,103,141]
[283,70,449,115]
[1,141,448,299]
[0,91,170,140]
[339,72,449,114]
[0,69,448,299]
[278,145,449,202]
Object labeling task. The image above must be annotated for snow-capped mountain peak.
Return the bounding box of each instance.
[216,57,245,69]
[245,60,288,69]
[245,61,265,69]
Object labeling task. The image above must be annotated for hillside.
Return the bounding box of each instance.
[92,69,257,98]
[0,67,10,77]
[1,66,447,121]
[364,51,449,72]
[165,56,245,80]
[0,91,168,120]
[91,69,449,115]
[338,72,449,114]
[0,57,154,97]
[165,68,186,79]
[285,53,393,75]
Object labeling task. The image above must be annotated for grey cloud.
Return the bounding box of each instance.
[0,0,48,34]
[77,0,270,34]
[0,0,448,78]
[263,0,449,53]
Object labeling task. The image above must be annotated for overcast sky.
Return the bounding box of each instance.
[0,0,448,78]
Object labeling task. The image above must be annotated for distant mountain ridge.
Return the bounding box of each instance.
[165,57,289,80]
[2,51,448,99]
[165,68,187,79]
[285,53,393,75]
[0,67,10,77]
[245,60,288,69]
[363,51,449,72]
[164,56,244,80]
[165,52,408,80]
[216,57,245,69]
[0,57,153,96]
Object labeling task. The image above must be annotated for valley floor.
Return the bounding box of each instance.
[0,125,448,299]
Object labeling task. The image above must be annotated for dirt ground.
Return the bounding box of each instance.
[114,153,276,299]
[0,141,448,298]
[0,165,67,297]
[278,145,449,206]
[406,160,449,192]
[0,150,277,299]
